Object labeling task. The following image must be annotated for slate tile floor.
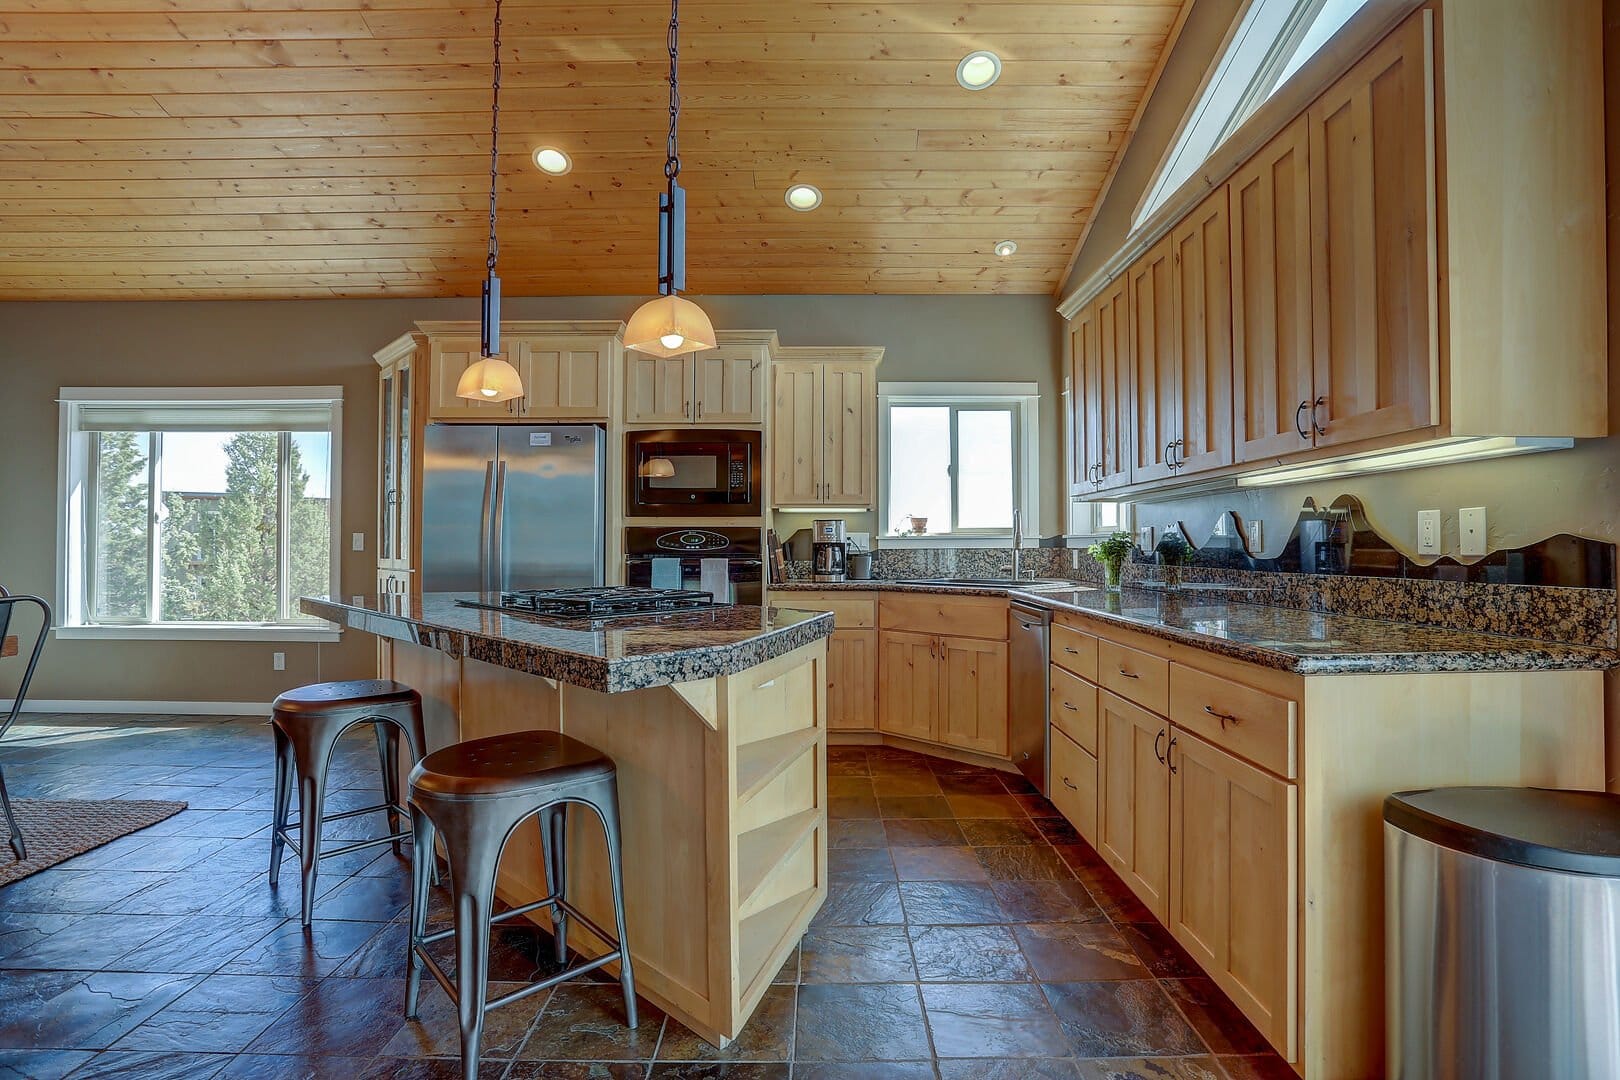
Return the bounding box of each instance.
[0,714,1298,1079]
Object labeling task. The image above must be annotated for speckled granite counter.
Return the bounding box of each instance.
[301,593,832,693]
[770,579,1082,598]
[1012,587,1618,675]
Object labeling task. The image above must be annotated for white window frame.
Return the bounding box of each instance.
[877,381,1040,547]
[1134,0,1344,230]
[55,386,343,642]
[1068,498,1136,544]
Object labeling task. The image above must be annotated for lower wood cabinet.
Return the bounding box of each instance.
[1169,727,1298,1060]
[1049,725,1097,846]
[937,635,1009,757]
[1096,690,1170,920]
[826,629,876,732]
[876,629,939,742]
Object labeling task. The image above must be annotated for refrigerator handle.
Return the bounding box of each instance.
[479,459,496,593]
[491,460,508,591]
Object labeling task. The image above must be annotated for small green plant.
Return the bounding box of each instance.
[1087,531,1136,564]
[1155,532,1194,566]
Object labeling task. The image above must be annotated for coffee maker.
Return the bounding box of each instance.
[811,519,848,583]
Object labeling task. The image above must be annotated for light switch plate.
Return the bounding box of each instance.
[1459,506,1487,556]
[1138,525,1155,552]
[351,532,365,552]
[1417,510,1441,555]
[272,651,286,671]
[1245,520,1263,553]
[352,595,364,606]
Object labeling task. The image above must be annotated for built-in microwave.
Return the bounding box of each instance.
[626,428,762,518]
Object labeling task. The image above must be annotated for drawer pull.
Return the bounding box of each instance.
[1117,668,1140,680]
[1061,776,1078,791]
[1063,646,1080,655]
[1060,701,1078,712]
[1203,704,1241,728]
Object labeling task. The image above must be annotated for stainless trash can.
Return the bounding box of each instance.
[1385,787,1620,1079]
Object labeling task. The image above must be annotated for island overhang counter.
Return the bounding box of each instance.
[302,593,834,1047]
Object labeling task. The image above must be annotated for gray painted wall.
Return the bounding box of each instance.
[0,292,1060,703]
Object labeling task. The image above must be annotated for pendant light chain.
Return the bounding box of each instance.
[486,0,503,273]
[664,0,681,187]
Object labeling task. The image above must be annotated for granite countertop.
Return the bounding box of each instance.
[770,579,1082,598]
[1013,587,1618,675]
[301,593,832,693]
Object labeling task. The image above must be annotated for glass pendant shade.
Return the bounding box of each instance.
[455,355,525,402]
[624,293,717,358]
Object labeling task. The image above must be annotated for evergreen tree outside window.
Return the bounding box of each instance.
[59,390,341,634]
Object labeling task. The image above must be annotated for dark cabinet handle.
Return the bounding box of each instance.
[1294,400,1310,439]
[1203,704,1241,729]
[1168,735,1179,774]
[1154,728,1166,763]
[1061,702,1078,712]
[1311,396,1328,437]
[1062,776,1079,791]
[1063,646,1080,655]
[1116,668,1140,680]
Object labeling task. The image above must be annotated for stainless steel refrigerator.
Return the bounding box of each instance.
[420,424,605,592]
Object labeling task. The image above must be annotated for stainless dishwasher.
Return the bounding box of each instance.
[1008,602,1051,796]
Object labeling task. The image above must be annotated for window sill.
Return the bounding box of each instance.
[56,624,341,643]
[877,535,1019,549]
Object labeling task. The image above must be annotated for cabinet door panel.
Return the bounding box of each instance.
[1309,14,1436,449]
[771,362,822,505]
[1050,726,1098,847]
[1069,306,1100,494]
[1097,691,1169,919]
[430,336,526,420]
[516,340,613,419]
[695,349,765,424]
[1230,117,1315,463]
[1129,236,1177,485]
[1094,276,1133,490]
[827,628,877,732]
[821,361,877,506]
[1169,728,1297,1060]
[1171,188,1235,476]
[378,365,397,564]
[877,630,938,743]
[625,354,692,424]
[938,636,1009,757]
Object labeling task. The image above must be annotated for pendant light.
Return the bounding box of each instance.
[456,0,525,403]
[624,0,717,358]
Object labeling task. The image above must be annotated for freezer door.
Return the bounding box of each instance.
[497,425,605,589]
[421,424,499,593]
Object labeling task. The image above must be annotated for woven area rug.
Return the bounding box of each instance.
[0,799,187,886]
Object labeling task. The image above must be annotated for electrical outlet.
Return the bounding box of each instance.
[1417,509,1442,555]
[1245,520,1263,552]
[352,595,364,606]
[351,532,365,552]
[1138,525,1155,552]
[1071,548,1081,570]
[272,651,286,672]
[1459,506,1487,556]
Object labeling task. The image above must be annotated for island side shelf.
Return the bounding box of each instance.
[381,635,829,1048]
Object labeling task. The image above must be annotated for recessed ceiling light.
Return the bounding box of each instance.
[956,50,1002,90]
[994,239,1018,258]
[785,183,823,211]
[532,147,572,175]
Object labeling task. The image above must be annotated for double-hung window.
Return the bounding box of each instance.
[878,383,1038,540]
[57,387,343,640]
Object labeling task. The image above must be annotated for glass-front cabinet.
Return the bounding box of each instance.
[375,331,423,586]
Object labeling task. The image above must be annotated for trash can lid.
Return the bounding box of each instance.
[1384,787,1620,876]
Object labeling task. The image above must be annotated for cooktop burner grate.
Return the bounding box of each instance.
[459,586,716,620]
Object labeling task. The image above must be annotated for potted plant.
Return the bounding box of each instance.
[1087,531,1135,592]
[1155,532,1195,591]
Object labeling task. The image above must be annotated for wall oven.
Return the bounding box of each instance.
[623,526,763,606]
[626,428,762,518]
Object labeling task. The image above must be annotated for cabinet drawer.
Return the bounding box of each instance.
[1051,622,1099,681]
[1169,664,1297,778]
[880,593,1006,640]
[1049,666,1098,755]
[1049,726,1098,846]
[1099,639,1169,714]
[778,592,875,628]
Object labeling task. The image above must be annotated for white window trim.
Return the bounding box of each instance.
[876,381,1040,545]
[1134,0,1332,231]
[55,386,344,641]
[1066,499,1136,545]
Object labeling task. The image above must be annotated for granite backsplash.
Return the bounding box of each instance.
[780,546,1618,651]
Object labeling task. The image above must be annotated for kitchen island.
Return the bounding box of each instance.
[301,593,833,1047]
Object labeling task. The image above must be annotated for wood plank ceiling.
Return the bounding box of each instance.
[0,1,1188,300]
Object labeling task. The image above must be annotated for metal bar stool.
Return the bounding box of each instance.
[0,592,52,861]
[269,679,430,924]
[405,730,637,1080]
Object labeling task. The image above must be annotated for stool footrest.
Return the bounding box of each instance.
[274,820,413,863]
[410,934,626,1015]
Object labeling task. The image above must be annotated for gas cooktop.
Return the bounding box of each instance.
[458,586,716,620]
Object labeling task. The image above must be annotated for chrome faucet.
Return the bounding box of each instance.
[1011,507,1023,580]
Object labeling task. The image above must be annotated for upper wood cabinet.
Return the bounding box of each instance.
[1169,188,1235,476]
[1129,235,1177,485]
[1230,116,1316,464]
[375,331,423,573]
[1307,12,1436,449]
[511,337,616,420]
[429,335,525,421]
[770,348,882,508]
[626,332,776,427]
[1081,275,1132,492]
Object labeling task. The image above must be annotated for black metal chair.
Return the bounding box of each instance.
[405,730,637,1080]
[0,592,52,861]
